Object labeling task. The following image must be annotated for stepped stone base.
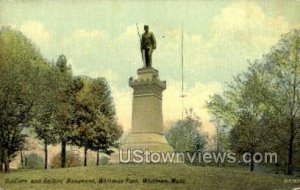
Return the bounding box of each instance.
[121,132,173,151]
[109,132,173,163]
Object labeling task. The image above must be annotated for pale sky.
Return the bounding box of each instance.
[1,0,300,135]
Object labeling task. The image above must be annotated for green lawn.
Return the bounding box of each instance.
[0,164,297,190]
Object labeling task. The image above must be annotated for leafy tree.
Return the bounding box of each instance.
[229,111,263,171]
[56,54,68,72]
[211,119,229,155]
[206,94,238,128]
[72,77,123,166]
[0,26,47,172]
[88,78,122,165]
[207,29,300,174]
[52,54,80,168]
[166,109,207,152]
[260,30,300,175]
[30,64,61,169]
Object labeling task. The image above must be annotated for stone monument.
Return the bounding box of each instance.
[110,25,172,163]
[121,67,172,152]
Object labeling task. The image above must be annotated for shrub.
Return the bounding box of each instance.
[50,151,81,168]
[23,153,44,169]
[99,155,109,165]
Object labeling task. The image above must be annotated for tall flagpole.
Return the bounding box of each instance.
[180,24,186,120]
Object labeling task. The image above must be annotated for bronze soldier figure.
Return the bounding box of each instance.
[141,25,156,67]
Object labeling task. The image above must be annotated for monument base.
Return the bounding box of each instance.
[121,132,172,151]
[109,132,173,163]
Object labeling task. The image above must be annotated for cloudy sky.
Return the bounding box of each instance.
[1,0,300,135]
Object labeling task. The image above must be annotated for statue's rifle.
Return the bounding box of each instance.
[136,23,145,67]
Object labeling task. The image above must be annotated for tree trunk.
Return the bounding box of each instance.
[216,128,220,166]
[4,148,9,172]
[84,146,87,167]
[25,155,28,167]
[96,150,100,166]
[20,150,24,168]
[0,148,3,172]
[44,142,48,170]
[250,153,254,172]
[287,119,295,175]
[61,140,67,168]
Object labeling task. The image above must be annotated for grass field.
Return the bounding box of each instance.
[0,164,297,190]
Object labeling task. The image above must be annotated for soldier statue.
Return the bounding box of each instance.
[140,25,156,67]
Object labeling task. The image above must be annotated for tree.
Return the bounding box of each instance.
[52,54,79,168]
[30,64,61,169]
[206,94,234,157]
[235,30,300,174]
[89,78,122,165]
[207,29,300,174]
[56,54,68,72]
[229,111,263,171]
[0,26,47,172]
[206,94,238,128]
[166,109,207,152]
[211,119,228,157]
[72,77,123,166]
[92,115,123,166]
[256,30,300,174]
